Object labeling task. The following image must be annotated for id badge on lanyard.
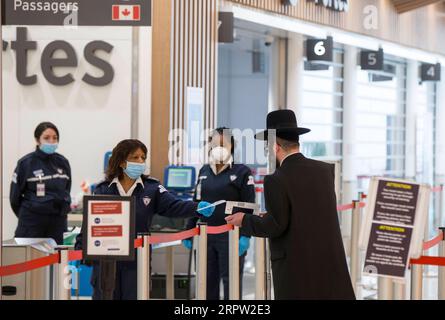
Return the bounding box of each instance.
[36,175,45,197]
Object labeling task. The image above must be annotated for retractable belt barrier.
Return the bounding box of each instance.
[1,191,443,297]
[0,225,235,277]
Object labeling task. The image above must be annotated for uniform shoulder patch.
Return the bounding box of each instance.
[158,185,168,194]
[12,173,18,184]
[247,175,255,186]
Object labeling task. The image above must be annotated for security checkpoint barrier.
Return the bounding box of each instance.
[1,187,444,301]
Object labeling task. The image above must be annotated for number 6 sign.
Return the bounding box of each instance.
[306,36,333,62]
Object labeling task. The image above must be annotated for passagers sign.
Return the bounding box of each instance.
[359,178,430,279]
[83,196,136,261]
[1,0,151,26]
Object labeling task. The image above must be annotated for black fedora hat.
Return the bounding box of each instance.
[255,109,311,141]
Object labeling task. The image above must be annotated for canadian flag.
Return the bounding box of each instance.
[112,5,141,21]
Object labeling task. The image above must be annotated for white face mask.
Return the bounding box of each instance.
[209,146,231,164]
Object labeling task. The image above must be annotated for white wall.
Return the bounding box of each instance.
[2,26,151,240]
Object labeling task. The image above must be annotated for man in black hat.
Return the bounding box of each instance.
[226,110,355,300]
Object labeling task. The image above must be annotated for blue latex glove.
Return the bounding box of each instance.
[182,239,193,250]
[239,236,250,256]
[197,201,215,217]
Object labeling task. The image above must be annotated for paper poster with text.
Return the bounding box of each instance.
[83,196,135,261]
[359,178,431,280]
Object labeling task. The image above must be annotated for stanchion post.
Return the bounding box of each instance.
[54,248,70,300]
[229,226,240,300]
[137,233,150,300]
[378,277,394,300]
[255,237,267,300]
[350,200,361,294]
[438,227,445,300]
[410,264,423,300]
[439,186,444,228]
[196,222,207,300]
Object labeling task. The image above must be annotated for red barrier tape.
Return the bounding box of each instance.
[337,202,366,212]
[134,238,143,249]
[207,224,234,235]
[0,253,59,277]
[337,203,354,211]
[149,227,200,245]
[68,250,83,262]
[423,232,444,251]
[411,256,445,267]
[432,186,444,193]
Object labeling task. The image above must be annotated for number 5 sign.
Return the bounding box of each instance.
[306,36,333,62]
[421,63,441,82]
[360,49,384,71]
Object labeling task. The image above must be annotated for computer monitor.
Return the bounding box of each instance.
[164,166,196,192]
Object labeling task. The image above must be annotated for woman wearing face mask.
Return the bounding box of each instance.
[10,122,72,245]
[75,139,215,300]
[183,128,256,300]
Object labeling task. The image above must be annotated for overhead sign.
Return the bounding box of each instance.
[218,12,234,43]
[83,196,136,261]
[309,0,349,12]
[306,36,333,62]
[360,48,384,71]
[359,178,430,279]
[1,0,151,26]
[2,27,114,86]
[421,63,441,82]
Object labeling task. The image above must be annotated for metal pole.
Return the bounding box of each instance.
[0,0,3,300]
[378,277,394,300]
[255,237,267,300]
[266,239,272,300]
[439,186,444,228]
[137,233,150,300]
[54,248,71,300]
[229,226,240,300]
[438,228,445,300]
[166,246,175,300]
[393,282,406,300]
[410,264,423,300]
[350,200,361,294]
[196,223,207,300]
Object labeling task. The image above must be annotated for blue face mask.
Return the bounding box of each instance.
[123,161,146,180]
[40,143,58,155]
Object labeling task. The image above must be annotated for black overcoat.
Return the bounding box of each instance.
[242,153,355,300]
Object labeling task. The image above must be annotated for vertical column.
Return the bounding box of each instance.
[286,33,305,120]
[350,200,361,294]
[435,68,445,227]
[405,60,418,180]
[342,45,359,254]
[0,0,3,300]
[438,228,445,300]
[378,277,394,300]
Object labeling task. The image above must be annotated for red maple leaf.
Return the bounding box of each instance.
[122,9,131,16]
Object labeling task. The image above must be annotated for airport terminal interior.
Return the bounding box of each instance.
[1,0,445,302]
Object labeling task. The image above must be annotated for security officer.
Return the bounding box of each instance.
[183,128,256,300]
[75,139,215,300]
[10,122,72,245]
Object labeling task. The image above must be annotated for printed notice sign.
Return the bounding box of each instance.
[82,195,135,261]
[359,178,430,280]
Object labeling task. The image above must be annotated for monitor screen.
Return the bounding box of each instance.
[166,168,194,189]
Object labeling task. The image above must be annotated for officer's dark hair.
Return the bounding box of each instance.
[34,122,59,143]
[209,127,235,156]
[106,139,148,182]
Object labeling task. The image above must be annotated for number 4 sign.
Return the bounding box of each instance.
[306,36,333,62]
[421,63,441,82]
